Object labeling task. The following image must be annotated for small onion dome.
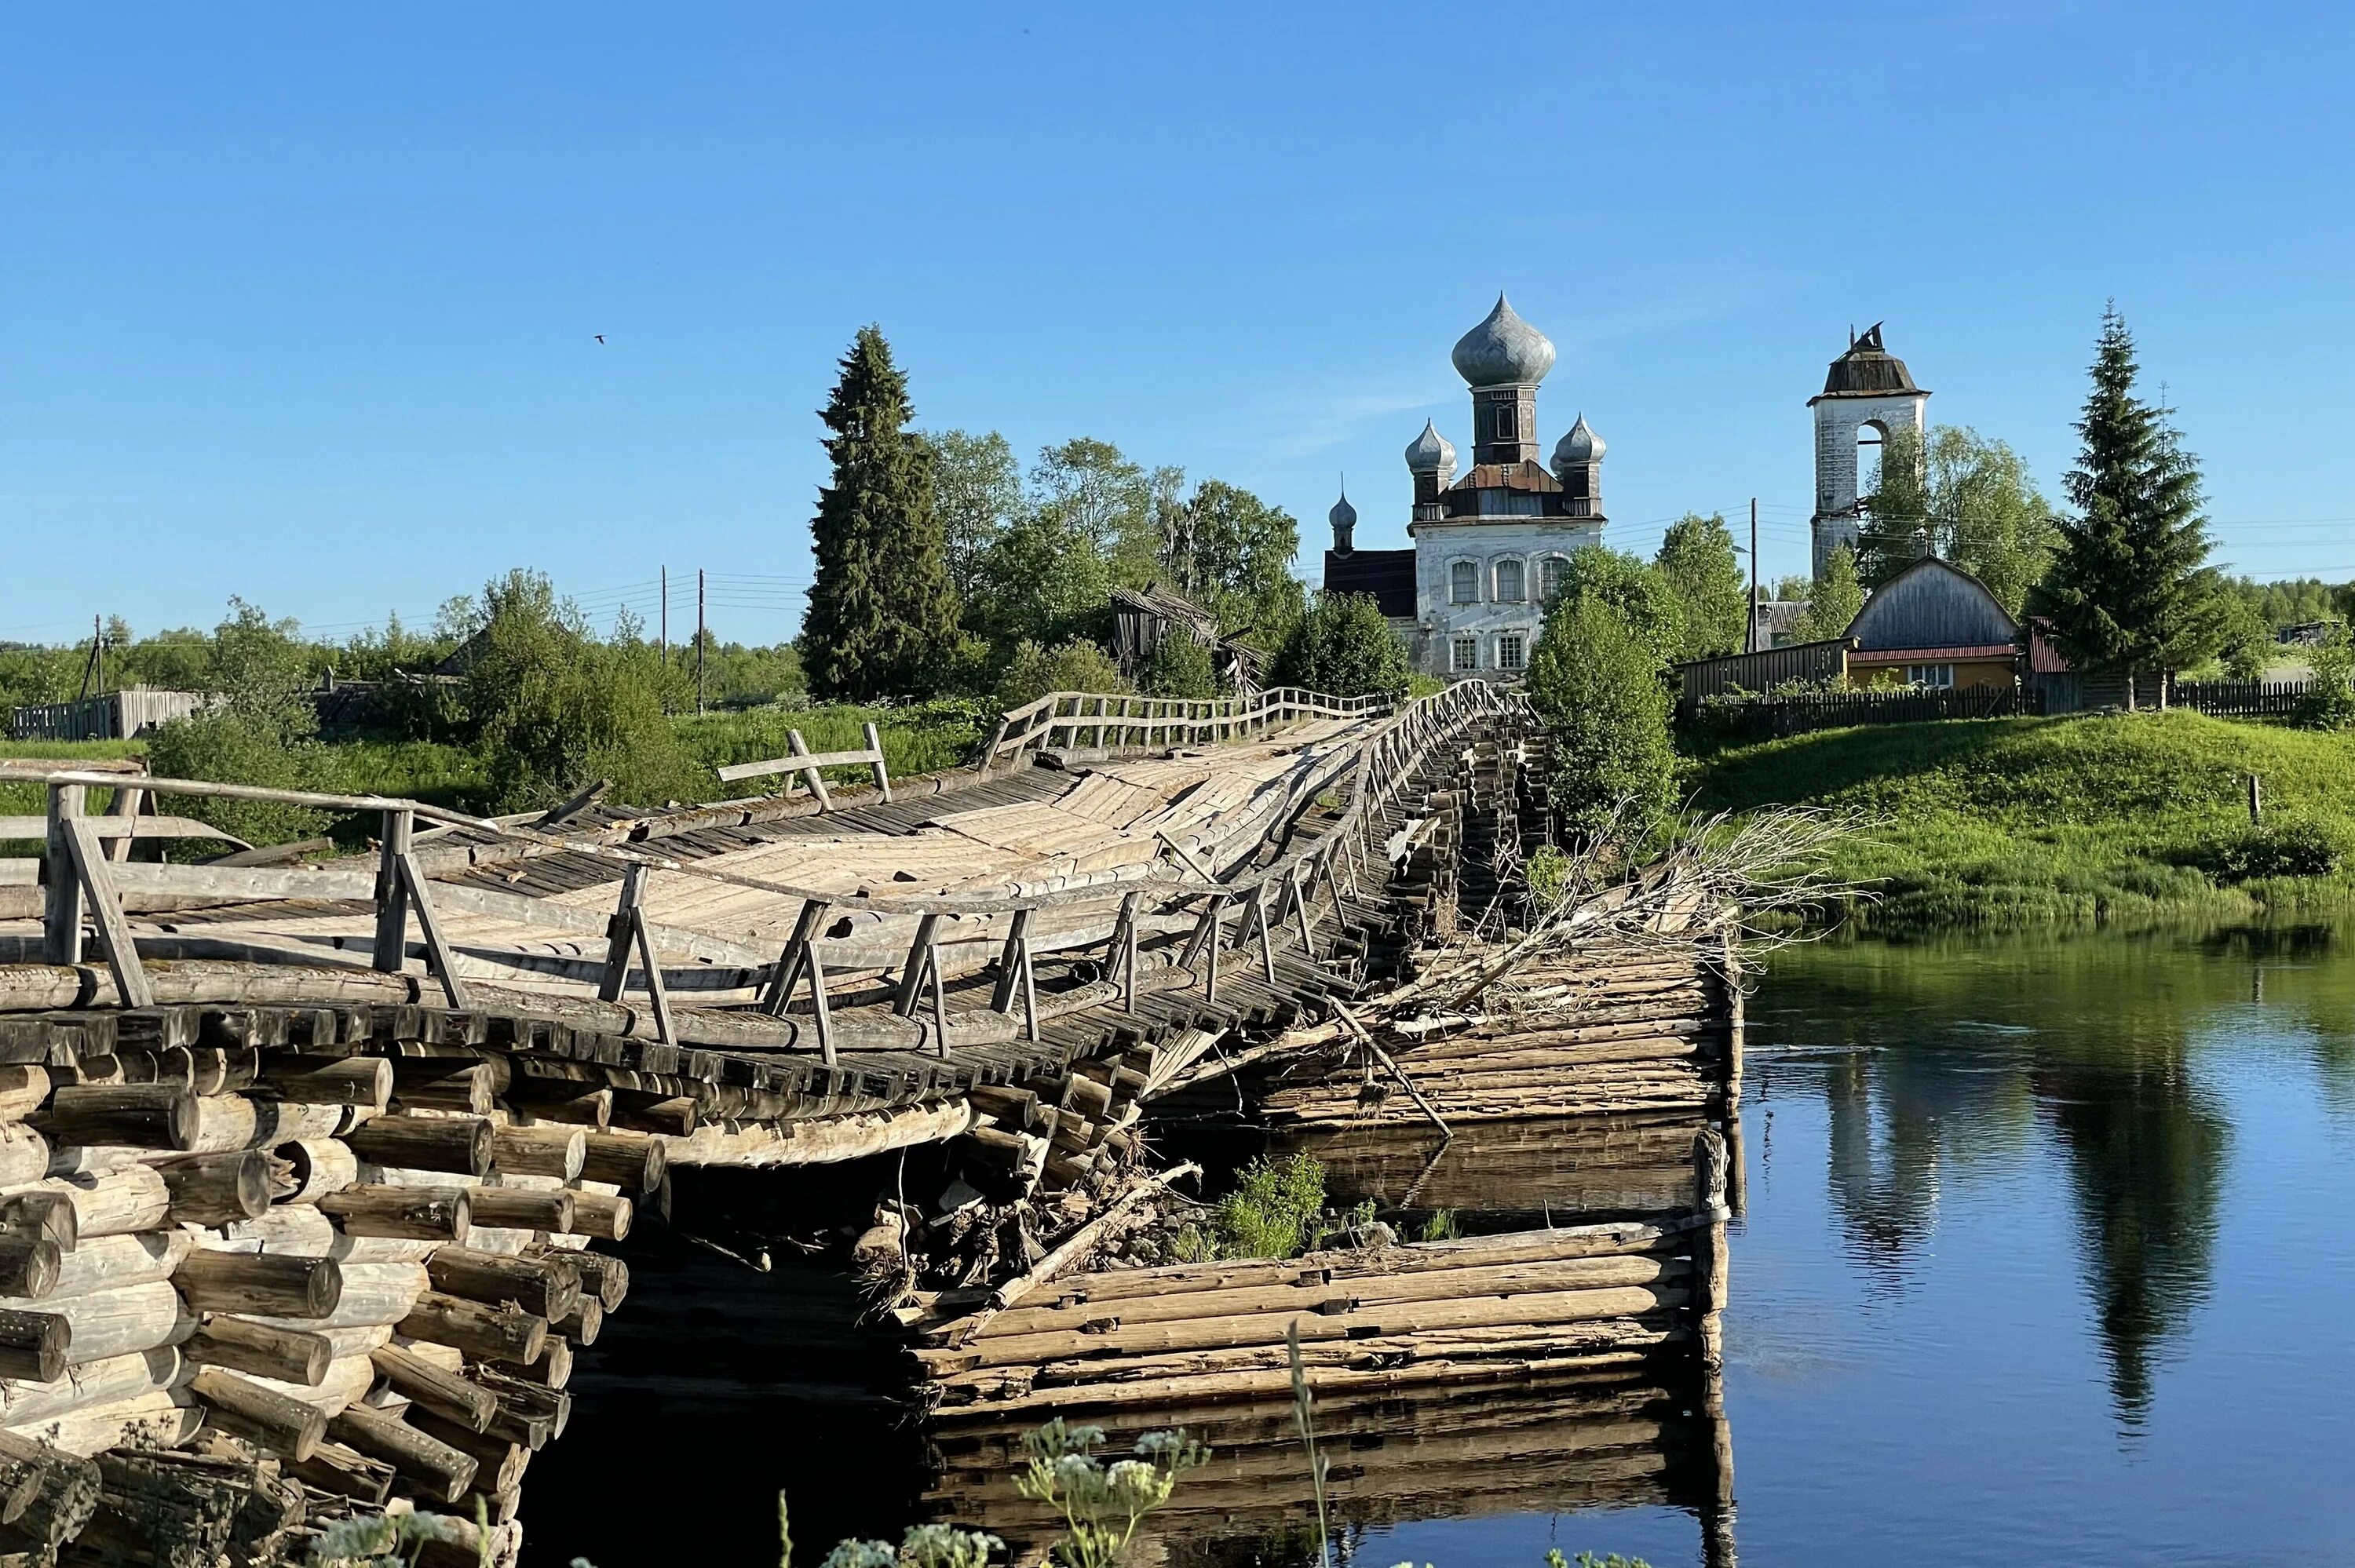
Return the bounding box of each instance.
[1403,420,1457,473]
[1329,488,1357,531]
[1552,413,1605,475]
[1451,293,1557,388]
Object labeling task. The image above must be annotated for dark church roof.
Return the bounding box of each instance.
[1323,548,1416,618]
[1813,323,1924,400]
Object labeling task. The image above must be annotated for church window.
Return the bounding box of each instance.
[1451,636,1479,673]
[1497,635,1526,673]
[1450,561,1479,603]
[1495,560,1524,602]
[1539,556,1568,602]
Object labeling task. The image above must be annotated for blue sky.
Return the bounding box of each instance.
[4,2,2351,647]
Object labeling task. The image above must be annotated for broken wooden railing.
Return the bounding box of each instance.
[977,686,1391,776]
[712,721,892,808]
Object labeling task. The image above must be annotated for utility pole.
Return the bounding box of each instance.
[696,568,707,715]
[94,614,104,699]
[659,566,669,663]
[1746,498,1759,654]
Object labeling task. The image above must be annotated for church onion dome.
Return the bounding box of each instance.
[1451,293,1557,388]
[1403,420,1457,472]
[1818,322,1922,398]
[1328,489,1357,529]
[1552,413,1605,475]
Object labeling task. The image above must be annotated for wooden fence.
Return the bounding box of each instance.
[1675,638,1854,702]
[1679,684,2033,740]
[11,687,204,742]
[2172,679,2313,719]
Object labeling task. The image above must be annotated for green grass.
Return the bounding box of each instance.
[1689,710,2355,932]
[672,699,990,794]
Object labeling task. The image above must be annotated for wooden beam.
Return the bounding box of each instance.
[371,809,411,978]
[760,899,829,1016]
[62,814,152,1008]
[596,865,648,1004]
[397,851,470,1008]
[893,913,940,1019]
[42,784,84,966]
[862,721,893,803]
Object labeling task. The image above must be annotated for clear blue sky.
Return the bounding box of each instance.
[5,3,2351,648]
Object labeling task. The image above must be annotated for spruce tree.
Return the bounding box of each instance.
[2028,308,2225,703]
[801,326,959,701]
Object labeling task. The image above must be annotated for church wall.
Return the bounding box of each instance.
[1411,518,1605,678]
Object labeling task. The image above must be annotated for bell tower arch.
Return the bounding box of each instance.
[1809,323,1928,579]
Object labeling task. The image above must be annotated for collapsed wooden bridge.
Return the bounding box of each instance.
[0,680,1748,1564]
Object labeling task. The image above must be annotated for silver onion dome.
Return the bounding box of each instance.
[1552,413,1605,474]
[1451,294,1557,388]
[1403,420,1457,473]
[1328,488,1357,530]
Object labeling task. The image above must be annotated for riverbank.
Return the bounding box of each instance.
[1687,710,2355,932]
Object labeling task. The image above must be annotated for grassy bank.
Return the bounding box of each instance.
[1688,711,2355,932]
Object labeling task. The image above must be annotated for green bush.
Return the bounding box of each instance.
[147,712,334,847]
[1269,592,1409,698]
[995,640,1131,709]
[1208,1153,1327,1260]
[2297,628,2355,730]
[1526,598,1677,845]
[1141,633,1219,699]
[2198,815,2347,882]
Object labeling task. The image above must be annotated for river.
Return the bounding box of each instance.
[529,923,2355,1566]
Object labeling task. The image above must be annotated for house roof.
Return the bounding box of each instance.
[1323,548,1415,618]
[1844,554,2017,651]
[1848,644,2019,664]
[1811,323,1927,402]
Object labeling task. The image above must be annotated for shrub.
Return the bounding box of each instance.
[1269,592,1409,698]
[995,640,1131,709]
[1210,1153,1326,1260]
[1526,598,1677,845]
[147,712,334,847]
[2297,627,2355,730]
[1141,633,1219,699]
[2200,815,2347,882]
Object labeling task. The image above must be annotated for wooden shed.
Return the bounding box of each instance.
[1843,556,2021,689]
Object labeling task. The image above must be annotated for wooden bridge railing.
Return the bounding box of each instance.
[3,679,1525,1070]
[977,686,1393,775]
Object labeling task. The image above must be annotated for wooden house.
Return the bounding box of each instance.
[1108,585,1268,691]
[1842,556,2021,689]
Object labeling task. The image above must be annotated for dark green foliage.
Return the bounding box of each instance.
[2196,815,2346,882]
[969,509,1114,652]
[1791,546,1865,644]
[1652,513,1747,661]
[2225,574,2350,630]
[1525,597,1677,843]
[995,640,1131,709]
[1546,548,1684,665]
[1141,633,1219,699]
[147,599,336,845]
[461,571,702,811]
[1210,1154,1327,1260]
[801,326,961,701]
[1860,424,2056,612]
[2027,308,2228,685]
[1269,592,1409,697]
[929,428,1024,606]
[2216,594,2275,681]
[2296,628,2355,730]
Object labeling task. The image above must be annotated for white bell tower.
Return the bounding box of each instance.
[1809,323,1928,579]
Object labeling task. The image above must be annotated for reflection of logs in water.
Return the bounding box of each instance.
[922,1363,1736,1566]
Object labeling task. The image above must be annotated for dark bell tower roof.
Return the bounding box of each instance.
[1813,323,1926,400]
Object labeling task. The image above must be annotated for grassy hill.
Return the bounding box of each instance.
[1688,711,2355,931]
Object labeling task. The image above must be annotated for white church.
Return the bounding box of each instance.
[1321,299,1937,676]
[1320,295,1607,679]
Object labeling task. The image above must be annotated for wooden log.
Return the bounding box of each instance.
[0,1347,180,1430]
[0,1309,71,1381]
[188,1366,325,1462]
[257,1056,391,1110]
[0,1430,100,1551]
[289,1439,395,1505]
[553,1296,601,1346]
[27,1233,187,1303]
[173,1250,340,1318]
[608,1092,697,1137]
[279,1138,360,1204]
[0,1191,74,1253]
[0,1128,55,1192]
[246,1262,427,1332]
[511,1334,573,1391]
[406,1408,528,1494]
[391,1062,494,1115]
[38,1086,195,1151]
[395,1291,546,1366]
[325,1404,478,1503]
[16,1165,172,1238]
[319,1184,471,1240]
[565,1191,630,1242]
[155,1150,273,1226]
[0,1067,51,1124]
[36,1281,190,1367]
[7,1388,201,1456]
[183,1315,332,1386]
[369,1344,496,1432]
[425,1247,578,1322]
[488,1125,584,1180]
[344,1117,491,1178]
[576,1132,663,1191]
[467,1188,574,1234]
[569,1252,628,1311]
[0,1238,60,1301]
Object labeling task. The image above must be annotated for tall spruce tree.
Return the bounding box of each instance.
[2028,308,2226,703]
[801,326,960,701]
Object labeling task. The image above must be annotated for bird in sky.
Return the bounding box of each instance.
[593,334,605,344]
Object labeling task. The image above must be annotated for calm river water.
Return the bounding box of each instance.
[532,924,2355,1565]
